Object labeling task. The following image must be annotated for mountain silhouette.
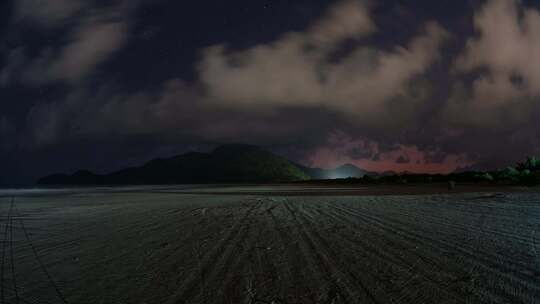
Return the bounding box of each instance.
[38,145,375,185]
[38,144,320,185]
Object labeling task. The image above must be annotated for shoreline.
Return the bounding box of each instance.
[1,183,536,198]
[143,183,536,196]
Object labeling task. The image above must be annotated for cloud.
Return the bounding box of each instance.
[22,79,331,150]
[26,101,67,146]
[29,19,126,85]
[307,0,376,47]
[20,0,450,152]
[198,0,448,127]
[15,0,85,27]
[2,2,131,86]
[0,117,15,151]
[447,0,540,126]
[395,155,411,164]
[11,0,540,180]
[0,48,26,86]
[308,132,473,173]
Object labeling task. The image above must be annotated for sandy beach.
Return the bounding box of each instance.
[0,185,538,303]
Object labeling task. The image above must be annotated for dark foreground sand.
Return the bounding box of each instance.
[0,185,539,303]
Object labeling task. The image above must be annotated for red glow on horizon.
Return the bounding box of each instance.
[308,135,474,174]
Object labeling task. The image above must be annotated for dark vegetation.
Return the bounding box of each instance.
[38,144,540,187]
[307,156,540,187]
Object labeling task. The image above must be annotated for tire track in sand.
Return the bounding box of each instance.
[15,205,69,304]
[8,198,19,304]
[318,202,468,304]
[283,199,380,304]
[0,198,16,304]
[266,199,318,302]
[165,201,262,304]
[329,202,539,303]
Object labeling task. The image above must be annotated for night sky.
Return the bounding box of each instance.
[2,0,540,185]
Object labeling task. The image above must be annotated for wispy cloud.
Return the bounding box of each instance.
[2,1,133,86]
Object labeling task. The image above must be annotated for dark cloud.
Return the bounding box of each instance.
[306,132,472,173]
[18,1,449,147]
[2,0,132,86]
[0,116,15,152]
[396,155,410,164]
[14,0,86,27]
[4,0,540,184]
